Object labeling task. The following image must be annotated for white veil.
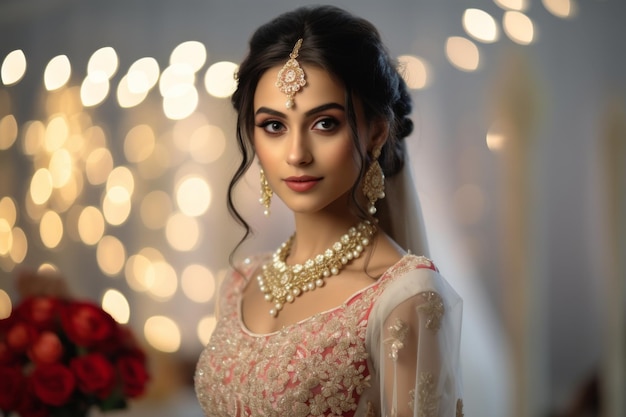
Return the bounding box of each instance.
[377,143,429,257]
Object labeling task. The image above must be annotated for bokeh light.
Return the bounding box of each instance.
[10,227,28,263]
[463,9,499,43]
[487,121,507,152]
[0,197,17,228]
[170,41,207,72]
[103,186,132,226]
[397,55,430,89]
[44,55,71,91]
[445,37,480,71]
[189,124,227,164]
[106,166,135,195]
[30,168,54,205]
[44,115,70,152]
[144,315,181,352]
[102,289,130,324]
[163,85,198,120]
[124,124,155,163]
[165,212,200,251]
[0,219,11,256]
[96,235,127,276]
[0,290,11,319]
[503,11,535,45]
[197,315,217,346]
[48,149,73,188]
[542,0,577,18]
[127,57,160,94]
[87,47,119,81]
[40,210,64,248]
[175,176,211,217]
[78,206,105,245]
[116,74,149,108]
[494,0,528,11]
[85,147,114,185]
[1,49,27,86]
[80,76,110,107]
[0,115,18,150]
[146,260,178,300]
[181,264,216,303]
[204,61,238,98]
[22,120,45,156]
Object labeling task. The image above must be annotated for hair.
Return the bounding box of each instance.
[227,5,414,260]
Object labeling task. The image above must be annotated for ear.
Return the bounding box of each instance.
[367,118,389,153]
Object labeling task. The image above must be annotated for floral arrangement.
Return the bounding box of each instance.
[0,295,150,417]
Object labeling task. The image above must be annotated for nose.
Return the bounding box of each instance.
[286,131,312,166]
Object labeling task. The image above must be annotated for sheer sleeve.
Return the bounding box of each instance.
[366,262,463,417]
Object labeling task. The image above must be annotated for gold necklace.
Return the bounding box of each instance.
[257,220,377,317]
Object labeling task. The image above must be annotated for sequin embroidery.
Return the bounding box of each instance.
[195,254,438,417]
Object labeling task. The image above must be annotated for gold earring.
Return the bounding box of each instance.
[259,168,273,216]
[363,146,385,215]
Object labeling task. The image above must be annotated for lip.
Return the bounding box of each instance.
[283,176,322,192]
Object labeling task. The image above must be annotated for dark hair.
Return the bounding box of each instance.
[227,5,414,257]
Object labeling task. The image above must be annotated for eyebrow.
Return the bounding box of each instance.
[255,103,345,118]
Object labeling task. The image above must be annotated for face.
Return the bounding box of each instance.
[253,65,379,216]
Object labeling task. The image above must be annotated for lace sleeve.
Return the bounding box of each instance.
[366,264,463,417]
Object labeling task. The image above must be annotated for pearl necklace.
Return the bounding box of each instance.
[257,221,377,317]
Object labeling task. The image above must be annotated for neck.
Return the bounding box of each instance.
[287,212,366,264]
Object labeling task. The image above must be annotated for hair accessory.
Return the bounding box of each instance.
[363,145,385,214]
[257,220,377,317]
[276,38,307,109]
[259,168,273,216]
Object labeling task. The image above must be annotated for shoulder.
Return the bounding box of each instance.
[375,254,461,311]
[221,253,271,294]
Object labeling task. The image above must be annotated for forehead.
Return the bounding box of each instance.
[254,65,346,111]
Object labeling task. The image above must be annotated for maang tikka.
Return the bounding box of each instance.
[276,38,307,109]
[363,145,385,215]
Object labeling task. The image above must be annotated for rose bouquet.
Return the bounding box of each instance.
[0,296,150,417]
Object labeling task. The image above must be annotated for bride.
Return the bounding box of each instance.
[195,5,463,416]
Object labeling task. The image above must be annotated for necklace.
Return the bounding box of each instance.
[257,220,377,317]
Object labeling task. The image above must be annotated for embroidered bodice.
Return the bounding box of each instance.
[195,254,463,417]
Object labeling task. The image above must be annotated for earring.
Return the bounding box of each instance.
[259,168,273,216]
[363,146,385,215]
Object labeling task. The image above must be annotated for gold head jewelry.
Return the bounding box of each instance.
[363,145,385,215]
[257,220,377,317]
[275,38,307,109]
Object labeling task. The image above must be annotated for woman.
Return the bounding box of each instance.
[195,5,463,417]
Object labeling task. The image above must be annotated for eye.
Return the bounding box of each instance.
[257,120,286,134]
[313,117,339,132]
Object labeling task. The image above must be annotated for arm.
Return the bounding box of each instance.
[369,266,463,417]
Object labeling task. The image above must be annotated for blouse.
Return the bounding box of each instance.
[195,253,463,417]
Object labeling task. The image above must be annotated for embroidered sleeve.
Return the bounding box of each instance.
[370,263,463,417]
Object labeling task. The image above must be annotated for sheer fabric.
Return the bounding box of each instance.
[195,254,463,417]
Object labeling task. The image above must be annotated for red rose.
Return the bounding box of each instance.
[29,331,64,364]
[117,355,149,398]
[0,366,24,410]
[0,341,19,365]
[31,363,76,406]
[61,301,116,347]
[70,353,116,399]
[16,383,50,417]
[7,321,38,353]
[16,297,60,331]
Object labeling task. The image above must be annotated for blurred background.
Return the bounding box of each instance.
[0,0,624,416]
